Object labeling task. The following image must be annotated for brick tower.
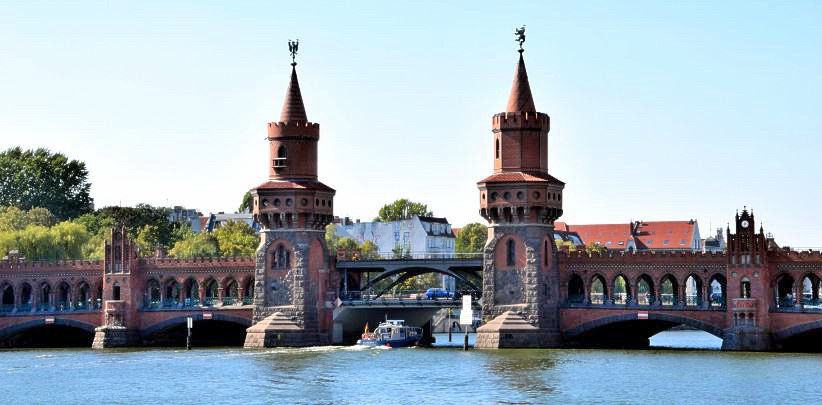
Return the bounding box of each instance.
[722,208,772,350]
[244,46,336,347]
[92,226,141,348]
[475,30,565,348]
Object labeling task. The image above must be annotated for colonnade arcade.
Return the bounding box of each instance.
[0,279,102,313]
[566,272,728,309]
[143,276,254,309]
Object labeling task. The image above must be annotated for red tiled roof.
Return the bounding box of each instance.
[567,223,634,250]
[478,172,564,185]
[254,180,335,192]
[452,227,462,235]
[633,221,696,250]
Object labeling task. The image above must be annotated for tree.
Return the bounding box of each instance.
[239,191,253,213]
[0,221,89,261]
[376,198,432,222]
[169,232,219,258]
[360,240,379,259]
[585,243,607,255]
[135,224,161,257]
[50,221,90,259]
[0,147,93,220]
[336,237,360,251]
[214,220,258,256]
[456,223,487,254]
[0,206,56,232]
[324,224,340,251]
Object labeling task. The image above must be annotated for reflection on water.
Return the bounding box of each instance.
[1,331,822,404]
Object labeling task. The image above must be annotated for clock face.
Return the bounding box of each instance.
[741,220,750,228]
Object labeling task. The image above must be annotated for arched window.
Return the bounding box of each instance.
[741,277,752,299]
[495,139,500,159]
[506,239,515,266]
[685,275,702,306]
[274,244,290,269]
[801,274,820,308]
[224,280,239,305]
[204,279,218,306]
[709,275,727,308]
[660,275,678,306]
[273,145,288,169]
[112,282,121,301]
[75,282,90,310]
[40,283,52,310]
[776,274,795,308]
[613,275,630,305]
[146,279,161,308]
[567,274,585,303]
[636,275,655,305]
[543,240,549,266]
[0,284,13,312]
[243,278,254,305]
[57,282,71,311]
[590,275,607,305]
[20,283,32,311]
[277,145,287,158]
[165,280,180,307]
[184,279,199,306]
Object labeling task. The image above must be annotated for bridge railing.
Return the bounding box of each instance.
[340,289,479,302]
[336,250,482,261]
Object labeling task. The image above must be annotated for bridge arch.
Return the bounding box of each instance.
[358,265,481,297]
[0,318,97,348]
[565,313,724,347]
[567,273,584,303]
[140,313,251,347]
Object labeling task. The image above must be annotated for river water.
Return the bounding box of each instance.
[1,331,820,404]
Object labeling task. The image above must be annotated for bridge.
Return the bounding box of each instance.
[332,253,482,342]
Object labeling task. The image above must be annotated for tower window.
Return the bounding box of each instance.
[741,278,751,298]
[495,139,500,159]
[506,239,516,266]
[273,145,288,169]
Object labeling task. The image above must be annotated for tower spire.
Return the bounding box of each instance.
[280,40,307,122]
[506,26,536,113]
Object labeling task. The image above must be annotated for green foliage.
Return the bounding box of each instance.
[0,147,93,220]
[324,224,339,251]
[555,239,577,252]
[0,220,89,261]
[396,273,440,292]
[0,206,56,232]
[213,220,258,256]
[360,240,379,259]
[585,243,607,255]
[376,198,432,222]
[169,232,219,258]
[336,237,360,251]
[455,222,487,254]
[135,224,161,257]
[239,191,253,213]
[392,245,410,259]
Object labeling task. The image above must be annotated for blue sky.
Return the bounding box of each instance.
[1,1,820,246]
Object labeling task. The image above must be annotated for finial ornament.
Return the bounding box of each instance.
[288,39,299,65]
[515,25,526,53]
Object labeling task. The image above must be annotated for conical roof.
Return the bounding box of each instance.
[279,65,308,122]
[505,52,536,113]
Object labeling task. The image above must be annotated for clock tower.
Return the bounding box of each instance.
[723,207,772,351]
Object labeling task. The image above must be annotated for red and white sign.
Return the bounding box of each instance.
[44,317,55,324]
[203,313,212,320]
[637,312,649,320]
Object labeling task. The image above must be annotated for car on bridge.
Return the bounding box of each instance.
[426,288,455,300]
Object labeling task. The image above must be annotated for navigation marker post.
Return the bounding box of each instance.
[460,295,473,350]
[186,316,193,350]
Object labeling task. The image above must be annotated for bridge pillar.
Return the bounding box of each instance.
[721,327,771,351]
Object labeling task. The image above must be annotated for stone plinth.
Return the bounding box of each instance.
[91,325,140,349]
[475,311,561,349]
[722,326,772,351]
[244,312,322,348]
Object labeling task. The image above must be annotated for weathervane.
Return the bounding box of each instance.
[288,39,299,65]
[514,25,526,52]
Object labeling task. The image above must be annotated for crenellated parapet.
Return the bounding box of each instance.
[492,111,550,131]
[267,121,320,139]
[0,259,102,272]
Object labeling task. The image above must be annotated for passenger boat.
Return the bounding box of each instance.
[356,320,423,348]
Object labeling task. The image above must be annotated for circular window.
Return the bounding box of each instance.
[301,198,308,206]
[490,192,498,201]
[533,192,540,199]
[503,192,511,200]
[273,199,281,207]
[516,191,524,200]
[286,198,292,207]
[262,199,269,207]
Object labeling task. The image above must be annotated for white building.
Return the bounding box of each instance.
[168,206,202,233]
[335,215,456,258]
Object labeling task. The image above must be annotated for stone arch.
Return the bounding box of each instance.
[164,278,181,307]
[0,282,13,311]
[684,273,703,307]
[0,318,96,340]
[708,273,727,308]
[564,313,725,340]
[38,281,52,310]
[659,274,679,306]
[55,281,71,311]
[612,274,631,305]
[589,274,608,305]
[145,278,161,308]
[223,277,239,305]
[203,278,219,306]
[774,320,822,342]
[19,282,33,310]
[800,273,821,308]
[242,276,254,304]
[140,313,252,337]
[494,234,523,269]
[775,272,796,308]
[74,280,91,310]
[269,240,294,270]
[183,278,199,306]
[359,266,481,298]
[636,274,655,305]
[567,273,585,304]
[740,276,752,299]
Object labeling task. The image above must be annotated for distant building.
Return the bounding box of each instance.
[203,212,259,233]
[555,220,702,252]
[702,228,726,253]
[168,206,202,233]
[335,215,455,258]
